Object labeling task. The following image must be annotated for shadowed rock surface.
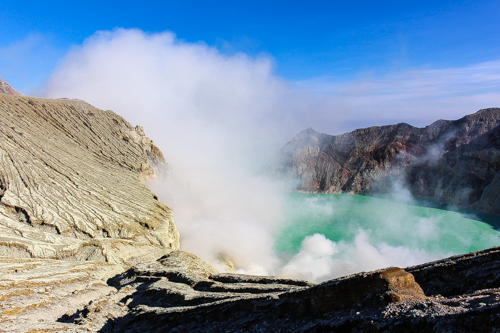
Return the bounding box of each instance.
[278,108,500,215]
[0,94,179,265]
[51,247,500,332]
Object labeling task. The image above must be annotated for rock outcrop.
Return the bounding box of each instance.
[13,247,495,333]
[0,94,179,266]
[278,108,500,215]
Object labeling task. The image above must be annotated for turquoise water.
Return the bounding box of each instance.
[275,193,500,261]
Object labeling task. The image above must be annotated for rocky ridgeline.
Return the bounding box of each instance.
[278,108,500,215]
[0,93,179,265]
[0,82,499,332]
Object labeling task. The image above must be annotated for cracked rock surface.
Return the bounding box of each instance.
[57,247,500,333]
[0,94,179,265]
[0,256,122,332]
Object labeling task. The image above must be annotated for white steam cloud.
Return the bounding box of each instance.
[45,28,301,275]
[281,231,436,283]
[278,192,499,282]
[43,28,500,282]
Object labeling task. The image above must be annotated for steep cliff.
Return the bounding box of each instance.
[0,94,180,266]
[278,108,500,215]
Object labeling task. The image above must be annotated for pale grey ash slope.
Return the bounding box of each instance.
[0,93,179,265]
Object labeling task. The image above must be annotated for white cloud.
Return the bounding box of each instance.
[294,60,500,129]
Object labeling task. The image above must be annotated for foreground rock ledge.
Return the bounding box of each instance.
[1,247,499,332]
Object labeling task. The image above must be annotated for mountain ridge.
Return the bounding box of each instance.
[278,108,500,215]
[0,78,23,96]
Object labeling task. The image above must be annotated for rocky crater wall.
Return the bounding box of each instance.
[0,82,498,332]
[278,108,500,215]
[0,94,180,266]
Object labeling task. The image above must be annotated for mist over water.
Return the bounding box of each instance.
[43,28,500,283]
[276,193,500,282]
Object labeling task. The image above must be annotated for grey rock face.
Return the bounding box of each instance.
[0,94,180,265]
[278,108,500,215]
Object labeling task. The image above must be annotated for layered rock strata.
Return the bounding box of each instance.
[35,247,499,332]
[0,94,179,265]
[278,108,500,215]
[0,256,122,332]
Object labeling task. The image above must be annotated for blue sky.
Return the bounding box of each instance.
[1,1,499,89]
[1,1,500,132]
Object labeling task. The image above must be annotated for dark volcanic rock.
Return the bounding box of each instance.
[61,247,500,332]
[278,108,500,215]
[407,247,500,297]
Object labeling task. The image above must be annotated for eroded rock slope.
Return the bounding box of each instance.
[51,247,500,332]
[278,108,500,215]
[0,82,498,332]
[0,94,179,266]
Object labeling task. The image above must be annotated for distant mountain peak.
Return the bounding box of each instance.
[278,108,500,215]
[301,127,318,134]
[291,127,322,141]
[0,78,23,95]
